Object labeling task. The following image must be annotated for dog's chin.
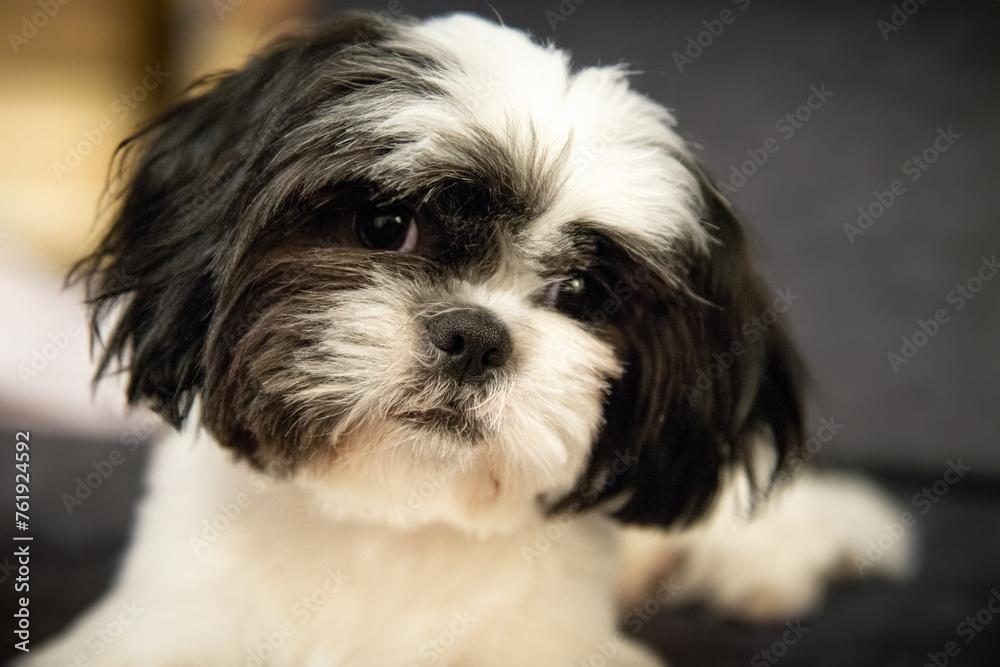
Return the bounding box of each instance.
[292,405,592,537]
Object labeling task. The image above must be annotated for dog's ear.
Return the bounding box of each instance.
[555,162,806,528]
[70,15,395,428]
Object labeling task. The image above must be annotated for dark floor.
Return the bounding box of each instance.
[2,431,998,666]
[639,472,1000,667]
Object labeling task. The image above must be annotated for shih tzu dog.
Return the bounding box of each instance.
[30,12,912,666]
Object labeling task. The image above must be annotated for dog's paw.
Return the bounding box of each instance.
[618,471,916,623]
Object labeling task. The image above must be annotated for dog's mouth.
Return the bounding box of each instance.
[400,404,483,439]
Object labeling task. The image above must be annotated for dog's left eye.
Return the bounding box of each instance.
[544,272,626,324]
[354,206,418,253]
[544,274,588,310]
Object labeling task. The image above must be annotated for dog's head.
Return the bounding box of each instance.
[77,13,804,534]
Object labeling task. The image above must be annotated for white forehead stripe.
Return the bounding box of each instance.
[393,13,709,252]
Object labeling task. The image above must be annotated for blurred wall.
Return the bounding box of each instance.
[1,0,166,264]
[0,0,305,265]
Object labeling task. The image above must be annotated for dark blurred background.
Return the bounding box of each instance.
[1,1,997,665]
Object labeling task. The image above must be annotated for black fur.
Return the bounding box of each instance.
[73,13,804,529]
[72,15,407,427]
[552,168,806,526]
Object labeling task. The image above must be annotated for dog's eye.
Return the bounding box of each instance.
[544,274,588,311]
[544,272,625,324]
[354,206,418,253]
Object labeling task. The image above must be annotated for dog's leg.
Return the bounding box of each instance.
[618,470,916,623]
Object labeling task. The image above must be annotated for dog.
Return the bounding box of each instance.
[28,13,912,666]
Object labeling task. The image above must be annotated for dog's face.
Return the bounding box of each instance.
[80,13,803,534]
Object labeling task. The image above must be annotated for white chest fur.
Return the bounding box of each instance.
[30,432,655,666]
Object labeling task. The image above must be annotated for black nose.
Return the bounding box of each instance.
[426,307,512,383]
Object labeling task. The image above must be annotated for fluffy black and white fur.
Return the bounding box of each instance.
[29,13,911,666]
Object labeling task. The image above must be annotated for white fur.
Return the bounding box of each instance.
[27,430,913,666]
[27,430,660,667]
[618,467,916,623]
[278,262,622,536]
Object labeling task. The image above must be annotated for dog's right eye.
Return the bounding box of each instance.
[354,205,418,253]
